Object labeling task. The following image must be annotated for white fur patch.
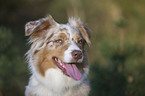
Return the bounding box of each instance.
[63,43,83,63]
[25,68,82,96]
[37,69,67,93]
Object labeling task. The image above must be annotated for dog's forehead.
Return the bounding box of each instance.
[58,24,79,38]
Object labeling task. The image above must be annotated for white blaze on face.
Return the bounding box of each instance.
[62,24,83,63]
[63,43,83,63]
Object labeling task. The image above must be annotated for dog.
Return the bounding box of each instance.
[25,15,91,96]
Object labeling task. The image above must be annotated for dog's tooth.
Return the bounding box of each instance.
[60,61,62,64]
[58,59,61,63]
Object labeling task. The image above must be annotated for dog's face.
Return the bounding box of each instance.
[25,15,91,81]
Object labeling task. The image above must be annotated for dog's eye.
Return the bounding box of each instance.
[55,39,63,43]
[78,39,83,44]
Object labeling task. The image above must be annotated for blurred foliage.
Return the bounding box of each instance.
[0,27,12,51]
[0,27,28,96]
[89,39,145,96]
[0,0,145,96]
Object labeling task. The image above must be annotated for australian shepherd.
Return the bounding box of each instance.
[25,15,91,96]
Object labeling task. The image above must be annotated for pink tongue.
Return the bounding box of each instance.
[65,64,82,80]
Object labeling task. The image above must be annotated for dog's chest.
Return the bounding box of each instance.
[28,68,81,95]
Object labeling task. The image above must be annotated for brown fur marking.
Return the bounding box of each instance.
[32,21,50,39]
[78,23,91,46]
[75,34,80,41]
[37,43,70,76]
[59,28,67,32]
[59,33,67,40]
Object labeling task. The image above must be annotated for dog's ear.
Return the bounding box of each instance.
[77,22,91,47]
[25,15,56,39]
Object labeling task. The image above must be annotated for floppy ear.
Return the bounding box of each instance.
[25,15,56,40]
[77,22,91,47]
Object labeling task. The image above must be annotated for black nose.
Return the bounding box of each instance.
[71,50,82,60]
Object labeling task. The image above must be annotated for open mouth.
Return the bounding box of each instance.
[53,57,82,81]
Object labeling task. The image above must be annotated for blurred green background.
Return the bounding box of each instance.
[0,0,145,96]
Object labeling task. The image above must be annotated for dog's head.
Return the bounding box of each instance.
[25,15,91,81]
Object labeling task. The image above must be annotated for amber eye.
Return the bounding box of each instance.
[55,39,63,43]
[78,39,83,44]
